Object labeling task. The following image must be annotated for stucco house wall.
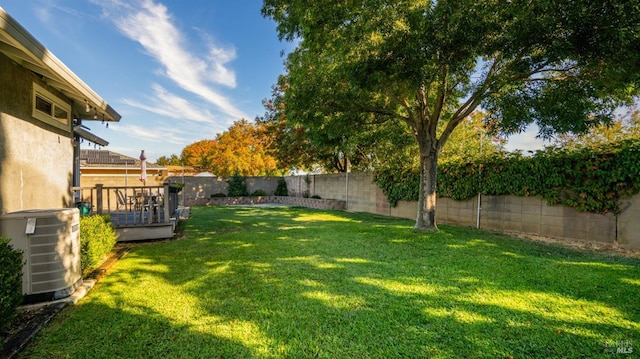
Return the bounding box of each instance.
[1,7,120,214]
[0,51,74,212]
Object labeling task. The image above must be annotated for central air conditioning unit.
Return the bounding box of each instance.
[0,208,82,303]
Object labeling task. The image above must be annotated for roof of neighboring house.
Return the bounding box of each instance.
[165,165,204,176]
[0,7,120,123]
[80,150,166,170]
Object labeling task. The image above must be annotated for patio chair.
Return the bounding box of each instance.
[134,191,150,212]
[114,189,134,211]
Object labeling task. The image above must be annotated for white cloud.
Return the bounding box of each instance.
[121,84,217,123]
[94,0,248,120]
[108,123,187,145]
[503,125,550,153]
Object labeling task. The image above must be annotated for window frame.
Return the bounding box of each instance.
[32,83,71,131]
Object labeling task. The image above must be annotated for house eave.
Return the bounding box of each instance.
[0,6,120,123]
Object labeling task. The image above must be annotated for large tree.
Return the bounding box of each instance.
[210,119,280,176]
[257,79,319,172]
[180,120,281,176]
[258,76,414,173]
[181,139,217,170]
[263,0,640,231]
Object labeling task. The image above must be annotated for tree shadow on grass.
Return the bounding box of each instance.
[24,206,640,358]
[139,211,640,357]
[158,207,640,357]
[18,301,255,359]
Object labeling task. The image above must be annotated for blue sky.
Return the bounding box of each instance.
[2,0,293,161]
[1,0,545,162]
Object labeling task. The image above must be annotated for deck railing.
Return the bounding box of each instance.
[72,184,178,226]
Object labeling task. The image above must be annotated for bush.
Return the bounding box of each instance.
[274,177,288,196]
[0,235,24,332]
[80,215,117,274]
[227,172,249,197]
[311,195,322,199]
[211,193,227,198]
[251,189,268,196]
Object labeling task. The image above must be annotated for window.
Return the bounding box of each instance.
[32,83,71,131]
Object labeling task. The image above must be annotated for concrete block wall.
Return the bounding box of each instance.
[200,196,346,210]
[302,172,635,249]
[615,198,640,248]
[178,176,281,203]
[173,172,640,249]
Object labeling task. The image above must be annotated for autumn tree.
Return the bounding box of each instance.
[263,0,640,231]
[208,119,281,176]
[257,78,318,172]
[181,139,217,171]
[260,76,430,173]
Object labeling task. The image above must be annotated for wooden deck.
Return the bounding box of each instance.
[73,184,180,241]
[110,208,167,226]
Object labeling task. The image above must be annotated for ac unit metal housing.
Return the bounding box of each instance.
[0,208,82,303]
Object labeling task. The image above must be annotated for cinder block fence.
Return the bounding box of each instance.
[170,172,640,250]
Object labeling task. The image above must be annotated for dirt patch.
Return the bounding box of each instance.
[507,231,640,259]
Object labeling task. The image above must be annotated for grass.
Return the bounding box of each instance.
[20,206,640,358]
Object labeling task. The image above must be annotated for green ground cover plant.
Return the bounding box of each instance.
[376,138,640,213]
[21,207,640,358]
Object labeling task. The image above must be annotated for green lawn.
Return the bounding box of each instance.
[21,206,640,358]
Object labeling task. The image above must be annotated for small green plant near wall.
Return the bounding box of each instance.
[275,177,288,196]
[80,215,117,275]
[375,139,640,213]
[0,235,23,332]
[251,189,268,196]
[226,172,249,196]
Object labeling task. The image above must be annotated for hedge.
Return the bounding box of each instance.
[375,139,640,214]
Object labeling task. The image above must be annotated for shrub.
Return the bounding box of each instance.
[227,172,249,197]
[80,215,117,274]
[251,189,267,196]
[211,193,227,198]
[274,177,288,196]
[0,235,24,332]
[311,195,322,199]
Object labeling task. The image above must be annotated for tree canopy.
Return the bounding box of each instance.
[180,119,282,176]
[263,0,640,231]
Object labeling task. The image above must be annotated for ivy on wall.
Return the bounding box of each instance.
[374,139,640,214]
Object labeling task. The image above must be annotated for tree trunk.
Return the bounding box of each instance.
[414,144,439,231]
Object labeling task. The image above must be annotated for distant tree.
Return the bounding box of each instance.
[209,119,281,176]
[554,105,640,149]
[274,177,288,196]
[156,154,182,166]
[438,111,505,164]
[264,0,640,231]
[181,139,217,171]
